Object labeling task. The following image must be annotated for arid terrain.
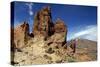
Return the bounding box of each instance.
[11,6,97,66]
[75,39,97,61]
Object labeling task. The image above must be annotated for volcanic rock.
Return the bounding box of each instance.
[11,6,74,65]
[33,6,53,38]
[13,22,29,49]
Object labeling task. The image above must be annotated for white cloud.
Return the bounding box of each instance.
[68,25,97,41]
[25,3,34,16]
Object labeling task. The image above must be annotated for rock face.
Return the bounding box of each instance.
[11,6,71,66]
[54,19,67,42]
[11,6,97,66]
[33,6,53,38]
[55,19,67,33]
[13,22,29,49]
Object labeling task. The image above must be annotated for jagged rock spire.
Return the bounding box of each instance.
[14,21,29,49]
[33,6,53,37]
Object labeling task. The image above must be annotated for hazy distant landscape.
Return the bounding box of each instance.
[69,39,97,61]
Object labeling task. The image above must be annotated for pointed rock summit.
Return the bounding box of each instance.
[14,22,29,49]
[33,6,53,37]
[11,6,72,65]
[32,6,67,41]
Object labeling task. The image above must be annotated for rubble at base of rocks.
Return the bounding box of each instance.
[11,6,74,65]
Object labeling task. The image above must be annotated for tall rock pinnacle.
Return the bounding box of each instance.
[32,6,53,38]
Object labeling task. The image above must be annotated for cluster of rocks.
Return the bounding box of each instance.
[32,6,67,39]
[11,6,74,65]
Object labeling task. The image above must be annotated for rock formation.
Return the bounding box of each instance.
[11,6,73,66]
[33,6,53,38]
[53,18,67,42]
[54,18,67,33]
[11,6,97,66]
[13,22,29,49]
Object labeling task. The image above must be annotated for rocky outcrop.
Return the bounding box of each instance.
[11,6,97,66]
[53,18,67,42]
[54,18,67,33]
[32,6,67,42]
[11,6,71,66]
[33,6,53,38]
[13,22,29,49]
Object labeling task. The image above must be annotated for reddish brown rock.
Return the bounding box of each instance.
[11,6,71,65]
[33,6,53,37]
[52,18,67,42]
[54,18,67,33]
[14,22,29,49]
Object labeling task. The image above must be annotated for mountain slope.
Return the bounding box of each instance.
[75,39,97,61]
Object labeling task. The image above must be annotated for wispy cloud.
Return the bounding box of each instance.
[68,25,97,41]
[25,3,34,16]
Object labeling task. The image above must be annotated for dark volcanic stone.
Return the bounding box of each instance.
[45,48,55,54]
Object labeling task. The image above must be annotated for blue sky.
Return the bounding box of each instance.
[12,1,97,41]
